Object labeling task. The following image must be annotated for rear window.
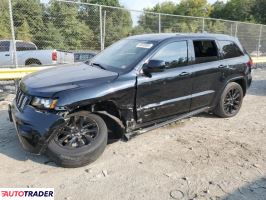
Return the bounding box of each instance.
[218,40,243,59]
[0,41,10,52]
[16,42,37,51]
[193,40,219,64]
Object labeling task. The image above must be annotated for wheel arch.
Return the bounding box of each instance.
[69,100,126,140]
[228,77,247,96]
[25,58,42,65]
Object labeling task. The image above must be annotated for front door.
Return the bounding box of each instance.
[136,40,193,123]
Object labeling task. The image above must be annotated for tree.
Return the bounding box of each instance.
[0,0,11,39]
[102,7,132,46]
[78,0,132,49]
[252,0,266,24]
[49,0,95,50]
[210,0,255,22]
[16,20,32,41]
[137,0,211,34]
[210,1,226,19]
[12,0,45,34]
[177,0,212,17]
[33,22,65,49]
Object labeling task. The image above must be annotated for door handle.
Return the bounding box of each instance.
[179,72,190,77]
[5,54,10,56]
[218,65,227,69]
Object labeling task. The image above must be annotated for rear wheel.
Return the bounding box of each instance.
[46,111,107,168]
[25,59,41,66]
[214,82,243,118]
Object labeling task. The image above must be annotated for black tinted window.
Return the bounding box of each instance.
[193,40,219,64]
[0,41,10,52]
[16,42,37,51]
[218,41,243,59]
[152,41,188,68]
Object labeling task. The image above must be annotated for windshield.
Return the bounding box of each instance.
[89,39,157,73]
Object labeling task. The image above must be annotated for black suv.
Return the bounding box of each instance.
[9,33,253,167]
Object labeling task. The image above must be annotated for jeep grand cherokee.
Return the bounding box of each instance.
[9,33,253,167]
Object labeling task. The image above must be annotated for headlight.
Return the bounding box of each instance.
[31,97,58,109]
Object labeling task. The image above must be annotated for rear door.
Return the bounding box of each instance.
[0,41,12,67]
[136,40,193,123]
[189,39,223,111]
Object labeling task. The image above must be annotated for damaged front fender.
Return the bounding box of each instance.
[10,101,66,154]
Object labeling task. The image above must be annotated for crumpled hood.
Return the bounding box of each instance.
[20,63,118,97]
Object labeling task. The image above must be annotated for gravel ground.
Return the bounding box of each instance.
[0,68,265,200]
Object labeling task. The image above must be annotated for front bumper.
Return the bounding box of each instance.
[8,100,65,154]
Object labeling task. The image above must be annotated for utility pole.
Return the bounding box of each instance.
[8,0,18,68]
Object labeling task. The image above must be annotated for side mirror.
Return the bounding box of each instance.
[143,60,166,74]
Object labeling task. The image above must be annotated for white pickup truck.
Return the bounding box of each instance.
[0,40,74,67]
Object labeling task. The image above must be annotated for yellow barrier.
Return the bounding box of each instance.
[252,57,266,63]
[0,66,53,80]
[0,57,266,80]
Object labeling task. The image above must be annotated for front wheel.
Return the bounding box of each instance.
[46,111,108,168]
[214,82,244,118]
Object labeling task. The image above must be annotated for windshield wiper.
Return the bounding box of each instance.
[91,62,106,70]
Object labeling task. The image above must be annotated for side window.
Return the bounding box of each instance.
[218,40,243,59]
[0,41,10,52]
[16,42,37,51]
[193,40,219,64]
[152,41,188,68]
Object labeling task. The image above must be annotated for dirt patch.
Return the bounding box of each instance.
[0,69,265,200]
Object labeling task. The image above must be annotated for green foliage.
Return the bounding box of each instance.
[138,0,212,33]
[13,0,44,33]
[16,20,32,41]
[103,8,132,47]
[0,0,11,39]
[33,23,65,49]
[210,0,255,22]
[49,1,95,50]
[177,0,212,17]
[252,0,266,24]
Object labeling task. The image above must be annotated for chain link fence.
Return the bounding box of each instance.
[0,0,265,68]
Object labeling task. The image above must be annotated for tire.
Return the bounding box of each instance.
[25,59,41,66]
[46,111,108,168]
[214,82,244,118]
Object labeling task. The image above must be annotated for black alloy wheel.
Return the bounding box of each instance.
[214,82,244,118]
[55,115,99,149]
[47,111,108,168]
[223,88,241,115]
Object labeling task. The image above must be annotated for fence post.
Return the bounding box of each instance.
[8,0,18,68]
[202,18,205,32]
[103,10,106,49]
[158,13,161,33]
[235,22,238,37]
[99,5,103,51]
[257,25,263,57]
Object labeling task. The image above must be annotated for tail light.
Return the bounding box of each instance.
[52,51,57,61]
[247,58,254,68]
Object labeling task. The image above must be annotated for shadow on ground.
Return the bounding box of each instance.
[222,177,266,200]
[0,109,120,167]
[0,110,57,166]
[247,80,266,96]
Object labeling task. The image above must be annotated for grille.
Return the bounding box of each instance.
[16,89,30,111]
